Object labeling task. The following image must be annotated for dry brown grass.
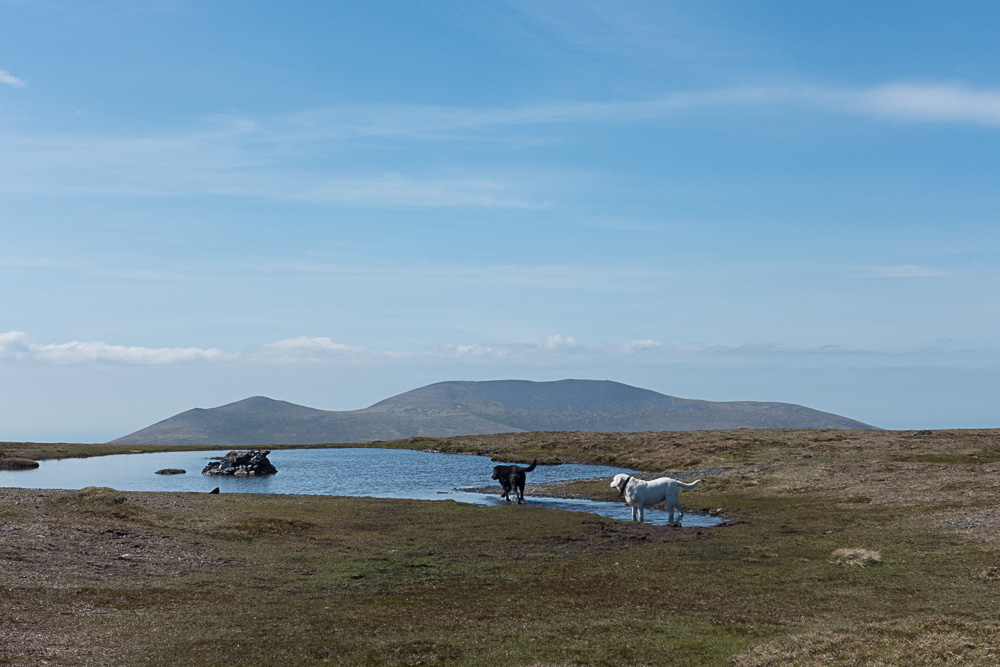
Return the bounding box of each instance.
[732,616,1000,666]
[830,547,882,566]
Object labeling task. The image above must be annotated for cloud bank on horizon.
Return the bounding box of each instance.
[0,331,984,368]
[1,1,999,440]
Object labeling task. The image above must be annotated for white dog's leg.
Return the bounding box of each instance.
[667,502,683,525]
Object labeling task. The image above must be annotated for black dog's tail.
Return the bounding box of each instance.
[524,459,537,473]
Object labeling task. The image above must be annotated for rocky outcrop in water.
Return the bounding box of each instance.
[201,450,277,476]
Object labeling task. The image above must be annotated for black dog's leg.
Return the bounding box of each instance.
[493,466,513,502]
[513,471,526,504]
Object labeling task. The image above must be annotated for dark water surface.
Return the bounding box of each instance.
[0,448,724,527]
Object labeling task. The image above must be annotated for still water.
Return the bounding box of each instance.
[0,448,724,527]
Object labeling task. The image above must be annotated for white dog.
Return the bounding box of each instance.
[610,473,701,525]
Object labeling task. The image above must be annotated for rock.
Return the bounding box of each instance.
[155,468,186,475]
[201,450,277,477]
[209,487,220,494]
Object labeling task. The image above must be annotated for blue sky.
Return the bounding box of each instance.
[2,1,999,441]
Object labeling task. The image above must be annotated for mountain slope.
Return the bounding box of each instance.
[109,379,877,446]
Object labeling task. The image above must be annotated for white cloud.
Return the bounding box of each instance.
[0,69,25,88]
[0,333,376,366]
[543,334,579,349]
[433,343,513,358]
[0,331,230,365]
[0,331,33,360]
[249,336,370,362]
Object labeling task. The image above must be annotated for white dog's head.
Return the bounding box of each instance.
[610,473,632,496]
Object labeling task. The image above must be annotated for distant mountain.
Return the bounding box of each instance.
[109,380,877,446]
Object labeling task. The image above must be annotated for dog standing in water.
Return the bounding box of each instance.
[610,473,701,525]
[492,459,537,504]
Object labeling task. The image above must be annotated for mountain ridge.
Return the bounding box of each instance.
[109,379,877,446]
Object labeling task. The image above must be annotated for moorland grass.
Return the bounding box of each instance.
[3,429,1000,664]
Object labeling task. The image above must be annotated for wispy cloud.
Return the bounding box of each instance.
[1,81,997,205]
[845,83,1000,127]
[0,127,548,208]
[862,264,952,278]
[279,82,1000,136]
[0,69,25,88]
[303,174,548,209]
[663,82,1000,128]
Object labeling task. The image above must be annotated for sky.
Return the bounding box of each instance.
[2,1,999,442]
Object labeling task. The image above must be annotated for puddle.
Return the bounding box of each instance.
[0,447,726,526]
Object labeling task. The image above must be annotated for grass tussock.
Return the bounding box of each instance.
[54,486,129,506]
[45,486,142,519]
[830,547,882,566]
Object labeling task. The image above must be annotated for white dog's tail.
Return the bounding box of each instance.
[677,479,701,490]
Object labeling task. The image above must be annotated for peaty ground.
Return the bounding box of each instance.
[2,429,1000,665]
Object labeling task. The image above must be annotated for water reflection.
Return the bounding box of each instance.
[0,448,724,526]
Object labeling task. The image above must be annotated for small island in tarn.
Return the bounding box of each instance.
[202,449,277,476]
[0,457,40,470]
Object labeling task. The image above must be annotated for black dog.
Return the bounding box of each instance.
[491,459,537,504]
